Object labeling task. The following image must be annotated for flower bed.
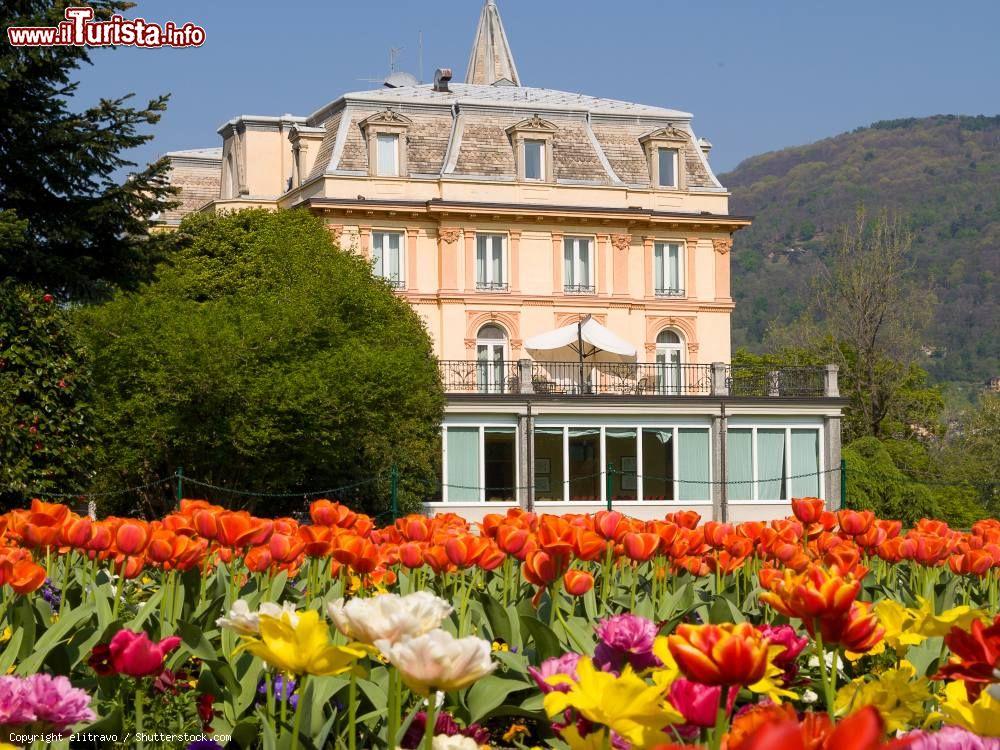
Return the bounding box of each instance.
[0,498,998,749]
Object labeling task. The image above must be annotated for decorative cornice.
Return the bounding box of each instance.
[505,115,559,136]
[438,228,462,244]
[712,238,732,255]
[359,110,413,132]
[639,125,690,144]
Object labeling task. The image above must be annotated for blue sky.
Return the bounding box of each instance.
[71,0,1000,175]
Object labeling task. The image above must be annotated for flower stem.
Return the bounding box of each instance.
[135,683,145,750]
[387,667,400,750]
[813,624,834,719]
[423,692,438,750]
[348,670,357,750]
[290,675,306,750]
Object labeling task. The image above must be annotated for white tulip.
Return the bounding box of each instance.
[216,599,260,635]
[328,591,453,646]
[432,736,480,750]
[376,629,495,696]
[216,599,298,635]
[259,600,299,626]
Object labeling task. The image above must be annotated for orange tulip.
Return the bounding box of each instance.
[623,531,659,563]
[4,558,47,594]
[297,525,332,557]
[703,521,733,549]
[60,515,93,548]
[269,533,305,564]
[398,541,425,569]
[522,548,568,587]
[837,510,874,537]
[759,564,860,621]
[476,541,505,571]
[496,526,531,559]
[115,520,150,556]
[309,499,356,528]
[573,529,607,562]
[146,530,177,564]
[815,601,884,653]
[594,510,630,542]
[667,622,770,686]
[791,497,825,525]
[244,545,273,573]
[217,511,273,548]
[562,569,594,596]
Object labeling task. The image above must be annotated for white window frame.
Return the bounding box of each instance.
[725,422,826,504]
[524,139,545,181]
[530,419,714,506]
[563,236,594,293]
[371,230,405,288]
[657,147,679,188]
[475,233,508,291]
[376,133,399,177]
[441,422,519,504]
[653,240,685,297]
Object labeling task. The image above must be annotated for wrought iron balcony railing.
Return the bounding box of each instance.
[563,284,596,294]
[475,280,510,292]
[438,360,831,398]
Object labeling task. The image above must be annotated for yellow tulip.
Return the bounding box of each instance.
[241,609,368,676]
[940,680,1000,736]
[650,636,680,687]
[911,597,987,638]
[544,657,682,749]
[748,645,799,704]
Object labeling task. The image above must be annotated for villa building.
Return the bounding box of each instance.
[161,0,846,521]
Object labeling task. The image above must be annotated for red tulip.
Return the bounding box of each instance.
[667,622,770,686]
[791,497,825,525]
[115,521,150,556]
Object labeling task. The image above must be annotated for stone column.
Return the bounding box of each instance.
[518,359,534,394]
[686,236,699,299]
[596,233,610,296]
[358,226,371,259]
[824,415,843,509]
[824,364,840,397]
[463,230,476,292]
[612,234,631,296]
[712,237,732,301]
[711,362,729,397]
[509,230,521,293]
[551,232,564,293]
[437,228,461,291]
[642,236,655,298]
[405,228,418,290]
[519,410,534,511]
[711,413,727,522]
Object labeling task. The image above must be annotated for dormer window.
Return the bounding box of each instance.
[360,110,412,178]
[657,148,678,188]
[524,140,545,181]
[506,115,557,183]
[640,126,689,191]
[376,134,399,176]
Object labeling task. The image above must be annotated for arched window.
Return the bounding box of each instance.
[476,324,508,393]
[655,329,683,394]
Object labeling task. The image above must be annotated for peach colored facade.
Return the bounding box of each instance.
[161,0,844,522]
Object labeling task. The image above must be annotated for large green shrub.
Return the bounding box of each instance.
[78,209,444,516]
[0,282,94,508]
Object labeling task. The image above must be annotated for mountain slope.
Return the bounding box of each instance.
[721,115,1000,385]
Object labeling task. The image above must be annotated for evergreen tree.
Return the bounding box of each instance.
[0,0,176,299]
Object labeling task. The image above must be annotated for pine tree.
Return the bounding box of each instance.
[0,0,177,299]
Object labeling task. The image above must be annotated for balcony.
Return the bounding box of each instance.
[438,360,834,398]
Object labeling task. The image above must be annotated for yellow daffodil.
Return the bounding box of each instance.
[0,627,11,644]
[650,636,680,687]
[240,609,368,676]
[544,657,683,749]
[910,597,987,638]
[940,680,1000,736]
[556,725,611,750]
[748,645,798,704]
[834,660,933,732]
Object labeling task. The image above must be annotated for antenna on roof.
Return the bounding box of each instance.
[418,31,424,84]
[389,46,402,73]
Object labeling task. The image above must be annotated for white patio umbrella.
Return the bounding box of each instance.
[524,315,637,391]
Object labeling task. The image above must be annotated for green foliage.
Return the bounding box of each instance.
[723,115,1000,386]
[0,0,177,299]
[843,437,985,528]
[0,281,94,508]
[78,209,443,516]
[935,392,1000,513]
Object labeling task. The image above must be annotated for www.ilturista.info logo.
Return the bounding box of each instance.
[7,6,206,48]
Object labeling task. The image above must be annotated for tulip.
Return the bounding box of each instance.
[522,548,568,587]
[327,591,452,646]
[4,559,47,594]
[816,600,884,653]
[837,510,874,537]
[935,614,1000,701]
[115,521,150,556]
[241,609,366,677]
[759,564,861,621]
[375,629,495,696]
[791,497,825,525]
[107,629,181,677]
[667,622,770,686]
[562,569,594,597]
[623,532,660,563]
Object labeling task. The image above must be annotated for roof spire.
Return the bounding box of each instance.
[465,0,521,87]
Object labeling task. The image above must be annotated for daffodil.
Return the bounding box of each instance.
[240,609,368,676]
[650,636,680,688]
[748,644,798,704]
[834,660,933,732]
[555,725,611,750]
[544,657,683,749]
[872,598,988,657]
[910,597,987,638]
[940,679,1000,736]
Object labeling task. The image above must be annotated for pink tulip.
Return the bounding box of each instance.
[108,629,181,677]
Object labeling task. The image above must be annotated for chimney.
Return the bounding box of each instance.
[698,137,713,159]
[433,68,453,92]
